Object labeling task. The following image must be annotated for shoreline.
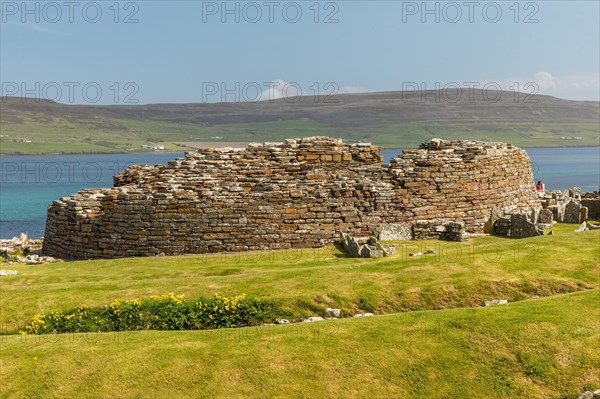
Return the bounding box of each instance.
[1,143,599,157]
[0,150,186,157]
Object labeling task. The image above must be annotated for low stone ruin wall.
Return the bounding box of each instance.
[42,137,541,259]
[488,188,600,238]
[538,189,600,223]
[581,198,600,220]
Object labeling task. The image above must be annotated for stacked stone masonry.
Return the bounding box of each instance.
[43,137,541,259]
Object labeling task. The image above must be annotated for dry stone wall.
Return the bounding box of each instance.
[43,137,541,259]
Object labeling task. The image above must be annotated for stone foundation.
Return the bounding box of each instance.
[42,137,541,259]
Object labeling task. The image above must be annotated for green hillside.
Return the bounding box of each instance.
[1,90,598,154]
[1,223,599,398]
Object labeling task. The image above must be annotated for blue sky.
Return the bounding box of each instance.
[1,1,599,104]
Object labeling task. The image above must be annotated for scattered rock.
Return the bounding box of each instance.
[536,223,552,231]
[0,270,18,276]
[353,313,374,317]
[546,204,564,223]
[578,391,593,399]
[24,255,41,265]
[538,208,553,224]
[1,233,44,263]
[538,188,600,225]
[1,236,60,264]
[484,299,508,307]
[325,308,341,317]
[340,233,395,258]
[568,187,582,199]
[303,317,324,323]
[341,233,362,258]
[24,255,57,265]
[409,249,437,256]
[510,213,543,239]
[275,319,290,324]
[575,221,587,232]
[564,200,582,223]
[360,245,384,258]
[582,197,600,220]
[579,206,589,223]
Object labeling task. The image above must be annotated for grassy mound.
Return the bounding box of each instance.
[1,290,598,398]
[1,224,598,330]
[0,223,598,397]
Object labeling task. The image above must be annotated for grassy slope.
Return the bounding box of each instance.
[2,89,599,154]
[0,224,598,398]
[2,117,599,154]
[0,114,198,154]
[0,291,598,398]
[0,224,598,328]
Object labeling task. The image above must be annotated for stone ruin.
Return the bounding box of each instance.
[488,187,600,238]
[339,233,395,258]
[537,188,600,223]
[42,137,543,260]
[1,233,57,264]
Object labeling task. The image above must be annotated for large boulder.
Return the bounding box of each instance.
[579,206,589,223]
[538,208,553,224]
[510,214,543,238]
[492,217,511,236]
[564,200,582,223]
[581,198,600,219]
[341,233,362,258]
[340,233,395,258]
[547,204,564,222]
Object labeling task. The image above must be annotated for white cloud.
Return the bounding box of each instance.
[492,72,600,101]
[259,79,288,101]
[258,80,366,101]
[534,72,557,89]
[553,73,600,91]
[4,20,60,34]
[338,86,366,94]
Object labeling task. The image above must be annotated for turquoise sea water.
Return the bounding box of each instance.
[0,153,181,239]
[1,147,598,238]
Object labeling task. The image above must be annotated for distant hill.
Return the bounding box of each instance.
[1,89,598,154]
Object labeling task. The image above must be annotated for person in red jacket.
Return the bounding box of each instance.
[536,180,544,191]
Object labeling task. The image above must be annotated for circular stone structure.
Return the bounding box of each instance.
[42,137,541,259]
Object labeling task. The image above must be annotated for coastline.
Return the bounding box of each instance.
[0,150,186,157]
[1,143,599,156]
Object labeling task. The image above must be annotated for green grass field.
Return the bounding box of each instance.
[0,223,599,398]
[0,114,197,154]
[2,113,598,154]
